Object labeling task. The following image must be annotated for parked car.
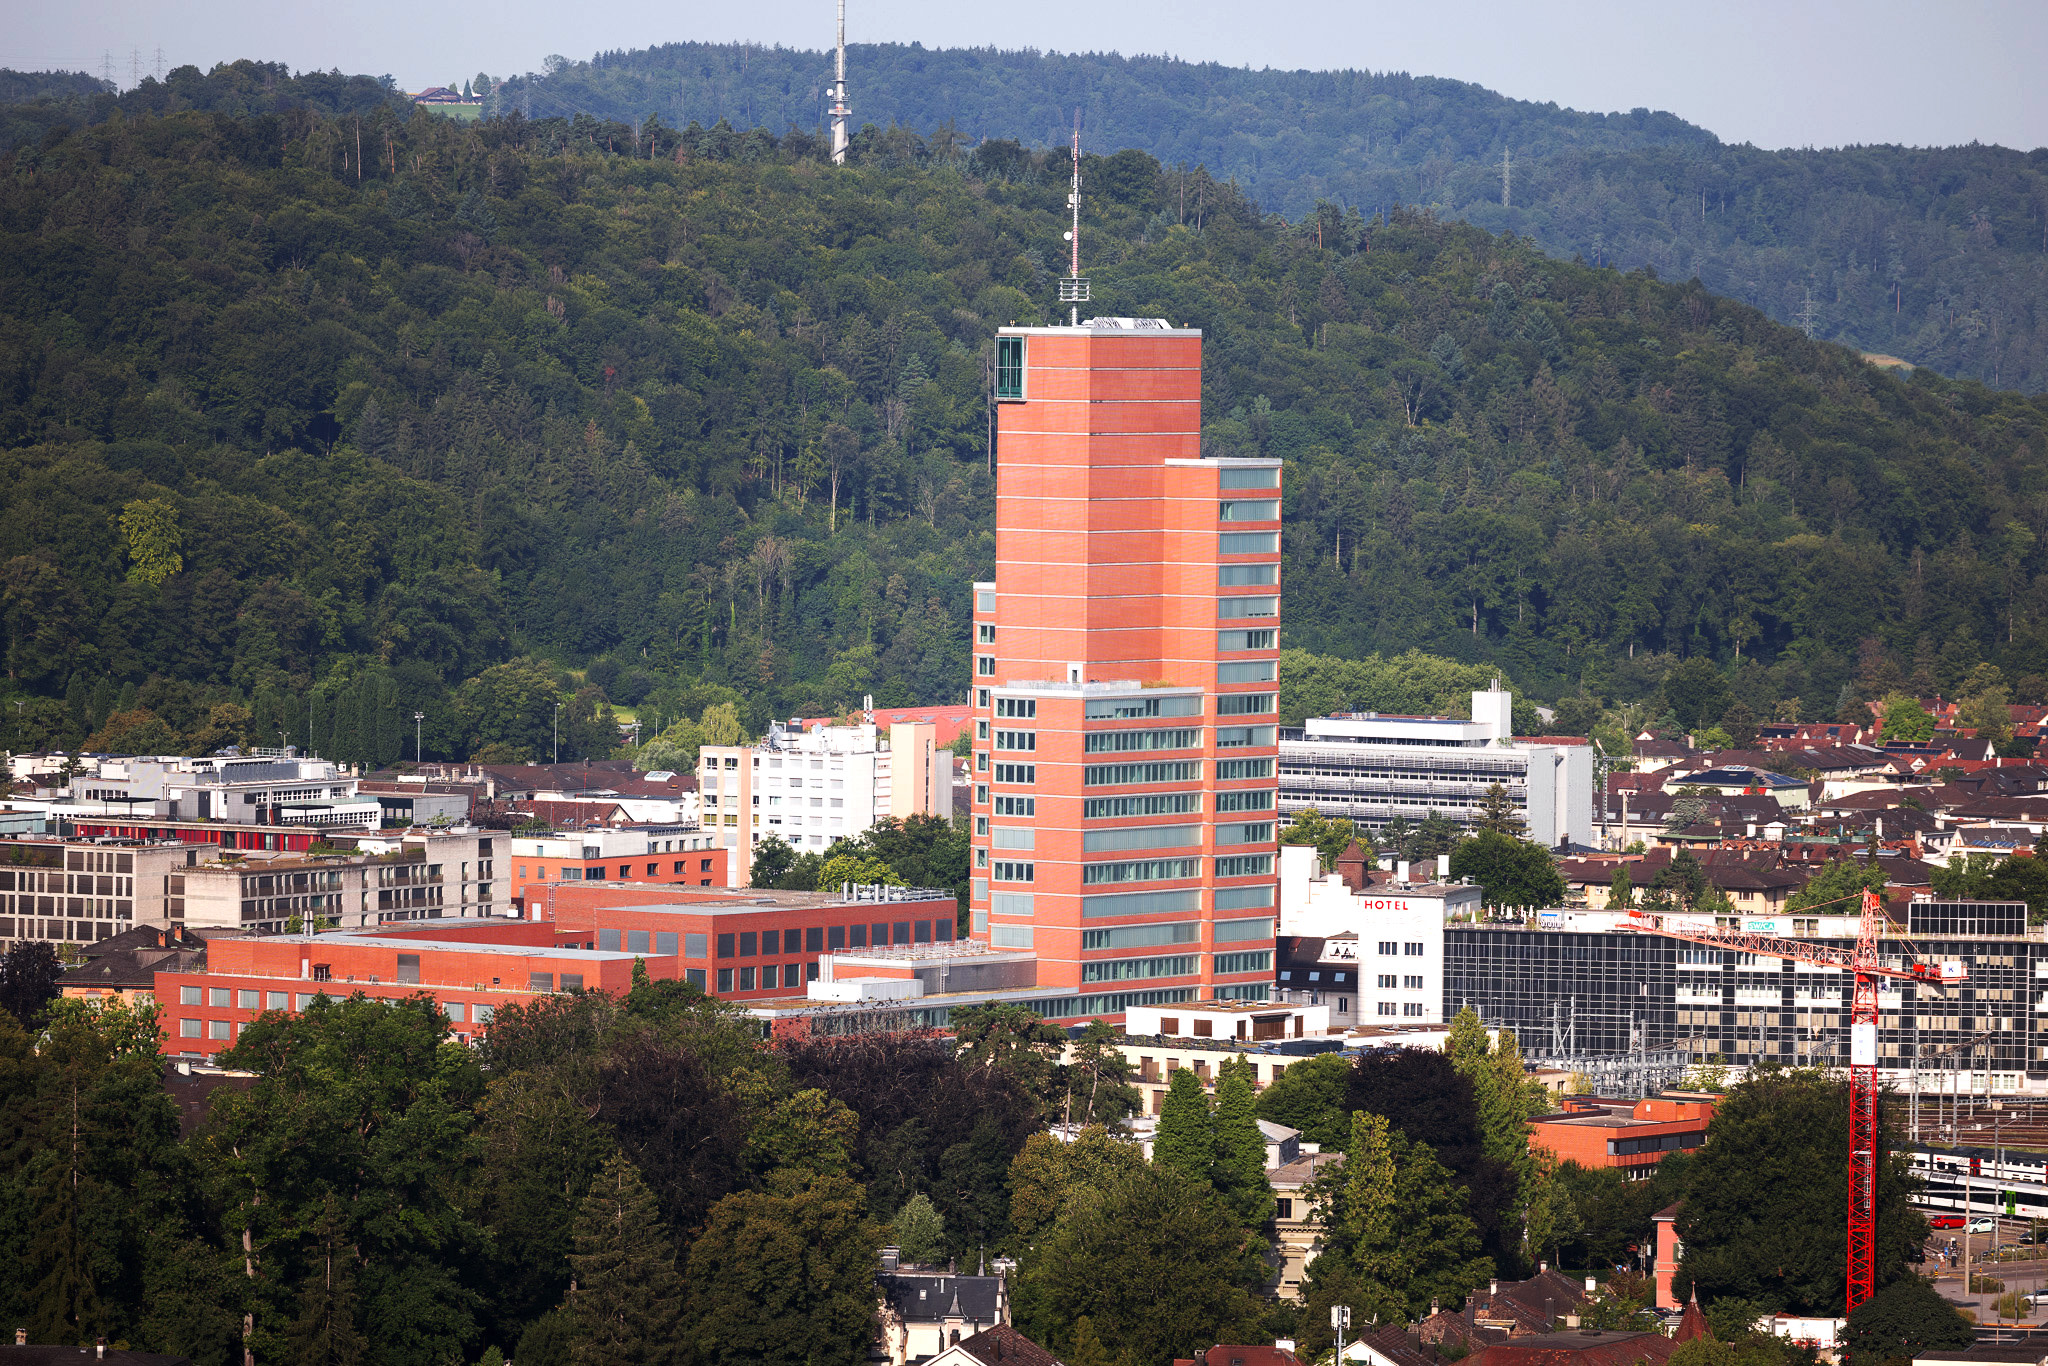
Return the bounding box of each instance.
[1968,1218,1999,1234]
[1930,1215,1967,1230]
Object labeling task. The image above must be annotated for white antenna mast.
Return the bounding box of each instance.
[1058,109,1090,325]
[829,0,851,165]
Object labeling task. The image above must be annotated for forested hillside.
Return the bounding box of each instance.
[4,97,2048,763]
[497,43,2048,389]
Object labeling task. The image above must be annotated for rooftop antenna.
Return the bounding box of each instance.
[1058,110,1090,325]
[829,0,851,165]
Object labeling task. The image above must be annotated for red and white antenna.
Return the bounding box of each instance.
[1058,108,1090,325]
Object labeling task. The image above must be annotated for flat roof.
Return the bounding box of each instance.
[237,934,638,960]
[572,886,957,913]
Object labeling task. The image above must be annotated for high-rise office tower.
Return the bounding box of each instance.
[966,318,1281,1012]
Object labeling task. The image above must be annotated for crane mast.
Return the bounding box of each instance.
[1620,890,1964,1319]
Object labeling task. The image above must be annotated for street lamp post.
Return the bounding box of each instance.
[553,702,562,766]
[413,711,425,765]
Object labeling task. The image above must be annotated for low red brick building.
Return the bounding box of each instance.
[1528,1093,1718,1176]
[153,881,964,1055]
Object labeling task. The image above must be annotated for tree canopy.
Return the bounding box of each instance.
[5,95,2048,753]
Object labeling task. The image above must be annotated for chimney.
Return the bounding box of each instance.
[1585,1276,1597,1295]
[97,1340,107,1360]
[882,1246,900,1272]
[1490,1280,1498,1296]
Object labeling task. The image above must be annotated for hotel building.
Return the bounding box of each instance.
[965,317,1280,1011]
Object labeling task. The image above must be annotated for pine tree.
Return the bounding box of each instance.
[1608,865,1635,909]
[1476,782,1523,834]
[1153,1066,1213,1185]
[285,1199,368,1366]
[569,1152,686,1366]
[1210,1056,1273,1226]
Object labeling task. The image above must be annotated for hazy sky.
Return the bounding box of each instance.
[8,0,2043,151]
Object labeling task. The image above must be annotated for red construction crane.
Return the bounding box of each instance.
[1619,890,1966,1317]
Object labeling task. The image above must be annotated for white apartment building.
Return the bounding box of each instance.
[698,720,954,887]
[1278,684,1593,849]
[1273,843,1465,1027]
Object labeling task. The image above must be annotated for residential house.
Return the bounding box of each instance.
[1460,1330,1677,1366]
[1173,1346,1305,1366]
[1269,1148,1343,1300]
[922,1326,1061,1366]
[875,1262,1008,1366]
[57,923,217,1004]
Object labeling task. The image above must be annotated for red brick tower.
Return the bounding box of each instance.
[966,319,1281,1012]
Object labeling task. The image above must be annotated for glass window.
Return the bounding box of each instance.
[739,966,756,992]
[296,994,313,1010]
[1219,629,1278,651]
[851,924,868,948]
[266,992,288,1010]
[627,929,651,954]
[180,985,201,1006]
[209,1019,230,1040]
[180,1017,201,1038]
[762,929,780,955]
[686,968,706,989]
[237,989,259,1010]
[995,336,1025,399]
[717,934,734,958]
[209,987,230,1008]
[808,927,825,952]
[656,932,678,955]
[528,973,554,992]
[828,925,845,950]
[1218,500,1279,522]
[739,932,757,957]
[717,968,733,993]
[559,974,584,992]
[760,965,778,990]
[685,933,708,959]
[893,921,911,944]
[444,1001,467,1022]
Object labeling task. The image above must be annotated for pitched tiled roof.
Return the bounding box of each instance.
[955,1325,1062,1366]
[1673,1291,1710,1345]
[1191,1347,1304,1366]
[1466,1330,1678,1366]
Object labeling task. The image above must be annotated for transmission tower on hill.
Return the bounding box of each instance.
[829,0,851,165]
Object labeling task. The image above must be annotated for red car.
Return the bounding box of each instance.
[1929,1215,1966,1230]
